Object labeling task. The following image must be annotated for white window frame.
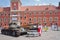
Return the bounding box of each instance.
[4,18,6,22]
[49,10,52,15]
[49,17,53,22]
[43,17,46,22]
[38,17,42,22]
[34,17,37,22]
[54,17,58,22]
[12,17,17,21]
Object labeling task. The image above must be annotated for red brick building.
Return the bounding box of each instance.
[0,7,10,28]
[0,0,60,28]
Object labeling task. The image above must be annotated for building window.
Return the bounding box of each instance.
[11,12,18,16]
[5,24,6,25]
[20,14,22,19]
[3,11,6,16]
[26,8,29,11]
[55,12,57,15]
[8,14,10,15]
[43,12,46,16]
[54,11,58,15]
[24,16,26,19]
[29,22,32,24]
[38,12,42,15]
[13,6,17,10]
[34,12,36,16]
[12,17,17,21]
[45,7,48,10]
[38,17,42,22]
[29,18,32,21]
[1,23,2,25]
[20,22,22,24]
[4,14,6,16]
[20,16,22,19]
[24,12,26,15]
[49,17,53,22]
[14,12,17,15]
[4,18,6,22]
[54,17,58,22]
[49,10,52,15]
[0,12,1,16]
[24,22,26,24]
[43,17,46,22]
[0,13,3,16]
[0,18,2,21]
[29,12,32,15]
[8,18,10,21]
[34,17,37,22]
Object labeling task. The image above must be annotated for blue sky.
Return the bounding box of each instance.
[0,0,60,7]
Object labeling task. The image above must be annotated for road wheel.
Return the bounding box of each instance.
[15,31,20,37]
[1,30,4,34]
[12,31,16,37]
[1,30,5,35]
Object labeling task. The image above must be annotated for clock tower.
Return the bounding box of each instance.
[10,0,22,10]
[10,0,22,26]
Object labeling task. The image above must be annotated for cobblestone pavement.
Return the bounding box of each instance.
[0,27,60,40]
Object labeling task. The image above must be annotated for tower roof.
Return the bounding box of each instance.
[0,7,3,12]
[11,0,20,2]
[20,5,56,11]
[11,0,22,5]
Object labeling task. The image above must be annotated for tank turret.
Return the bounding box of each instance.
[9,22,20,30]
[1,22,27,37]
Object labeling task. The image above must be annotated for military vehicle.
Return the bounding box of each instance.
[1,22,27,37]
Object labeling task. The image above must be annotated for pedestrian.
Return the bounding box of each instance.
[54,23,58,31]
[51,23,55,31]
[37,24,42,36]
[44,24,48,32]
[51,23,58,31]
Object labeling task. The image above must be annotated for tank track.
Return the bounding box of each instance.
[1,29,20,37]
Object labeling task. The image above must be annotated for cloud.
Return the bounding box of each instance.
[35,3,49,6]
[34,0,40,2]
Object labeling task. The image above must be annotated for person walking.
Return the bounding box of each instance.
[38,24,42,36]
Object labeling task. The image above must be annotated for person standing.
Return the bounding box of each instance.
[51,23,55,31]
[54,23,58,31]
[44,24,48,32]
[38,24,42,36]
[51,23,58,31]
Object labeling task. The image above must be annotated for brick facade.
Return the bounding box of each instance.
[0,0,60,28]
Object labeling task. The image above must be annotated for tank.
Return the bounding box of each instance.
[1,22,27,37]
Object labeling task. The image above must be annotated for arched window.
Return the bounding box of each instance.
[43,17,46,22]
[34,17,37,22]
[49,17,53,22]
[49,10,52,15]
[54,17,58,22]
[38,17,42,22]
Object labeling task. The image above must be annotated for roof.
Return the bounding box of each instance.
[56,6,60,9]
[20,5,57,11]
[0,7,3,12]
[3,7,10,11]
